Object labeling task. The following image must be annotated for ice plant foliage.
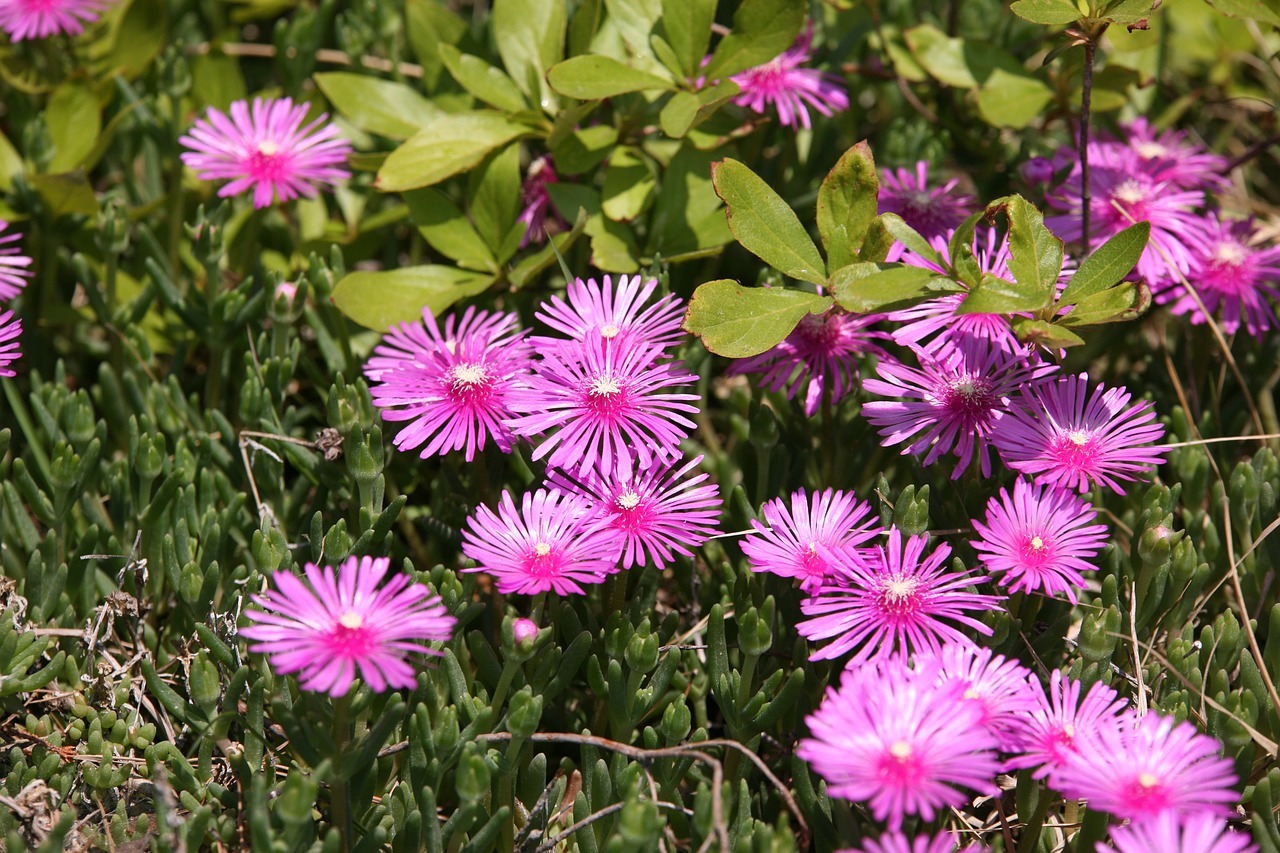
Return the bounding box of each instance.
[0,0,111,40]
[461,489,624,595]
[1097,811,1258,853]
[0,221,32,301]
[879,161,976,243]
[729,28,848,130]
[241,556,455,697]
[533,275,685,353]
[180,97,352,208]
[1008,671,1130,778]
[365,307,532,462]
[970,479,1108,603]
[798,527,1004,665]
[0,308,20,377]
[741,488,881,592]
[993,373,1167,495]
[799,658,1001,830]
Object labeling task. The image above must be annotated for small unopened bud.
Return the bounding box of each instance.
[271,280,304,324]
[512,618,539,648]
[1020,157,1055,185]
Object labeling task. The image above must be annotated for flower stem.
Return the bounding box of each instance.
[1079,36,1098,255]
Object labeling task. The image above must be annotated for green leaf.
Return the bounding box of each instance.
[569,0,602,56]
[602,147,656,222]
[903,24,1028,89]
[551,125,617,175]
[976,69,1054,128]
[1011,318,1085,349]
[546,55,673,99]
[1060,284,1140,326]
[405,0,468,88]
[1102,0,1158,24]
[508,212,589,288]
[438,44,528,112]
[331,266,494,329]
[660,0,716,77]
[817,141,879,271]
[192,51,247,111]
[0,130,22,192]
[703,0,806,79]
[879,214,941,266]
[683,280,831,358]
[956,273,1051,315]
[830,264,946,314]
[376,112,530,192]
[1059,221,1149,305]
[469,143,523,261]
[712,158,825,285]
[29,171,97,218]
[46,82,101,173]
[989,194,1061,312]
[98,0,166,79]
[1203,0,1280,26]
[649,145,731,256]
[314,72,440,140]
[1009,0,1082,25]
[659,90,700,138]
[403,189,496,272]
[492,0,566,104]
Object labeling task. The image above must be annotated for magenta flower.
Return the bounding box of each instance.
[461,489,623,595]
[1119,117,1229,193]
[505,334,700,479]
[863,340,1059,478]
[842,832,989,853]
[0,221,32,301]
[728,309,887,417]
[798,658,1001,830]
[241,556,455,696]
[970,479,1108,603]
[533,275,685,354]
[798,527,1004,665]
[365,306,532,462]
[0,309,19,378]
[729,27,848,130]
[1051,712,1238,821]
[741,488,881,592]
[517,156,566,247]
[879,162,976,244]
[921,643,1038,751]
[1097,812,1257,853]
[1008,671,1131,779]
[180,97,352,208]
[1157,214,1280,338]
[993,373,1167,495]
[548,454,722,570]
[0,0,111,40]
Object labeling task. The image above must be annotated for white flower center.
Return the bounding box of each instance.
[257,140,280,157]
[1138,772,1159,789]
[885,578,918,601]
[591,376,621,396]
[1067,430,1090,446]
[1113,181,1146,205]
[451,364,488,388]
[1213,241,1248,266]
[1030,535,1045,550]
[600,323,620,339]
[1135,142,1169,160]
[616,489,641,510]
[534,542,552,557]
[889,741,913,760]
[338,611,363,629]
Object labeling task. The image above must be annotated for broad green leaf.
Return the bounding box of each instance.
[332,266,493,329]
[989,195,1061,312]
[438,44,528,112]
[956,273,1050,315]
[0,130,22,192]
[830,264,945,314]
[492,0,566,105]
[587,217,641,272]
[29,171,97,217]
[97,0,166,79]
[660,0,716,77]
[376,112,529,192]
[568,0,602,57]
[903,24,1027,89]
[46,82,101,173]
[976,69,1054,128]
[551,125,617,175]
[546,55,673,99]
[192,51,247,111]
[650,34,686,80]
[649,145,731,256]
[683,280,831,357]
[1103,0,1158,24]
[879,214,941,266]
[660,91,700,138]
[1011,318,1085,349]
[1203,0,1280,26]
[403,189,496,272]
[703,0,806,79]
[601,0,664,61]
[602,147,656,222]
[817,142,879,271]
[405,0,468,88]
[469,143,523,261]
[315,72,439,140]
[1059,221,1149,305]
[712,158,825,285]
[1009,0,1082,25]
[1060,284,1139,327]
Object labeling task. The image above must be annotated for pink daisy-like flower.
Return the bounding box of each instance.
[970,479,1108,603]
[729,27,848,130]
[1119,117,1229,193]
[920,643,1038,751]
[879,162,976,244]
[1008,671,1131,778]
[0,309,20,378]
[517,156,566,248]
[862,340,1059,478]
[1097,811,1257,853]
[461,489,624,595]
[365,306,532,462]
[241,556,456,697]
[741,488,882,593]
[841,831,989,853]
[992,373,1167,495]
[1157,214,1280,338]
[179,97,352,209]
[533,275,685,354]
[505,333,700,479]
[798,658,1001,830]
[727,309,887,417]
[0,0,111,41]
[0,221,32,301]
[798,527,1004,666]
[548,454,722,570]
[1051,712,1238,821]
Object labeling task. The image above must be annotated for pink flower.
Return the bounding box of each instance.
[0,221,32,301]
[1118,117,1229,193]
[0,309,20,377]
[548,454,722,570]
[1097,811,1257,853]
[863,340,1059,479]
[841,832,989,853]
[798,527,1004,666]
[798,658,1001,830]
[241,556,455,696]
[727,309,887,417]
[505,333,700,479]
[879,162,976,244]
[741,488,881,592]
[1157,214,1280,338]
[970,479,1108,603]
[921,643,1038,751]
[1051,712,1238,821]
[511,618,540,646]
[0,0,111,40]
[180,97,352,208]
[517,156,566,247]
[365,306,532,462]
[729,28,848,129]
[533,275,685,354]
[1007,672,1131,779]
[460,489,624,596]
[992,373,1167,495]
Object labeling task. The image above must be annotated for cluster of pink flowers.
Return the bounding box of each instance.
[0,220,29,378]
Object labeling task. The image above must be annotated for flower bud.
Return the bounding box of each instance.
[512,618,539,648]
[1020,156,1055,185]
